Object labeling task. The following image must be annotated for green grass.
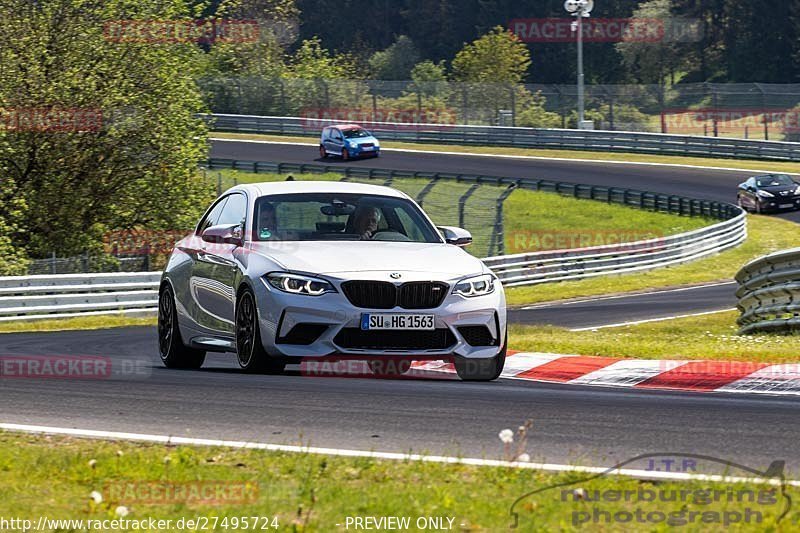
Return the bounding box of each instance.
[502,187,709,255]
[505,215,800,306]
[511,310,800,363]
[211,131,800,174]
[0,315,155,334]
[1,431,795,531]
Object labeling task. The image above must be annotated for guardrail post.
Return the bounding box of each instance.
[416,176,439,207]
[458,184,481,228]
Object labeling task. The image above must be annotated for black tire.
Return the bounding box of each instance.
[454,334,507,382]
[341,148,350,161]
[319,145,327,158]
[158,285,205,369]
[235,289,286,374]
[367,358,412,377]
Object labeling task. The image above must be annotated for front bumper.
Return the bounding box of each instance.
[348,145,380,157]
[757,196,800,211]
[252,275,506,360]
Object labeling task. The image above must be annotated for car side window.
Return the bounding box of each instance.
[333,130,342,141]
[196,197,229,234]
[217,193,247,228]
[322,127,330,140]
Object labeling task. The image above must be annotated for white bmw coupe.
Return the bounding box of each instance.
[158,180,507,380]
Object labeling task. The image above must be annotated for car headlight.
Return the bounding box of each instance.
[756,190,774,198]
[794,185,800,195]
[453,274,495,297]
[266,272,336,296]
[348,141,358,148]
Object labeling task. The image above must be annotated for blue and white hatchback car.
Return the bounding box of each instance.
[319,124,380,160]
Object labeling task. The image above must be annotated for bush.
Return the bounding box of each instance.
[516,92,562,128]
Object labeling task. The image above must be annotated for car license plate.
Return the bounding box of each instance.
[362,146,374,151]
[361,313,435,330]
[780,203,794,208]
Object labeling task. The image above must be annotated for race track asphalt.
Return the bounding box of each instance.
[1,326,799,474]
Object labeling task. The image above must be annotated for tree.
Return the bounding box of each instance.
[368,36,420,80]
[0,0,212,259]
[199,0,299,114]
[452,26,531,83]
[410,60,449,98]
[0,179,28,275]
[615,0,692,85]
[451,26,532,124]
[284,37,365,113]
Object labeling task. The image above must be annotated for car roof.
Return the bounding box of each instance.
[226,180,409,200]
[329,124,363,130]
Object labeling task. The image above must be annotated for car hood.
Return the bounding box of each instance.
[246,241,485,276]
[761,185,798,194]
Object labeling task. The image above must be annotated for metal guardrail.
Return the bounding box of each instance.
[0,272,160,322]
[206,113,800,161]
[488,214,746,287]
[735,248,800,334]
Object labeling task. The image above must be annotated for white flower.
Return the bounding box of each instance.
[498,429,514,444]
[163,456,172,464]
[89,491,103,504]
[572,488,587,500]
[88,459,97,469]
[116,450,124,457]
[115,505,129,518]
[516,453,530,462]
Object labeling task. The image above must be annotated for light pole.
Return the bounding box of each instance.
[565,0,594,129]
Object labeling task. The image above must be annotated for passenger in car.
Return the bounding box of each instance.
[256,203,277,239]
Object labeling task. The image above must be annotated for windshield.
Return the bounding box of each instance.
[342,128,370,139]
[252,193,441,243]
[756,174,795,187]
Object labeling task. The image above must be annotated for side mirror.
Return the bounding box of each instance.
[202,224,243,246]
[438,226,472,247]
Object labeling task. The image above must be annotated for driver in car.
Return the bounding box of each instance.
[352,206,381,240]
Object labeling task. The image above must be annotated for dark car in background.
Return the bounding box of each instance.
[737,173,800,213]
[319,124,380,161]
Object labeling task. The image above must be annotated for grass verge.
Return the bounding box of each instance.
[511,310,800,363]
[505,214,800,306]
[0,315,155,334]
[0,431,794,531]
[211,131,800,174]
